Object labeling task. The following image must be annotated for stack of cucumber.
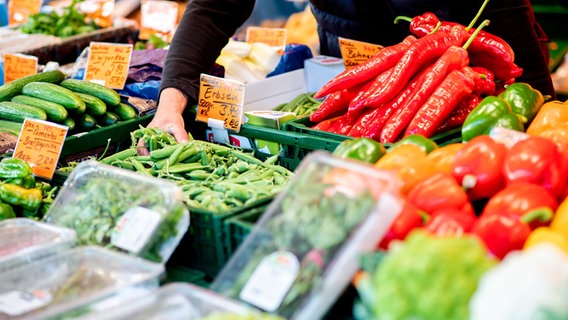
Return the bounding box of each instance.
[0,70,138,134]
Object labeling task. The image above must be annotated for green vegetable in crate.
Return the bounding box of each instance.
[11,95,68,122]
[461,96,525,142]
[0,202,16,220]
[497,82,545,124]
[76,113,98,132]
[0,157,32,179]
[367,230,497,320]
[73,92,107,116]
[19,0,99,37]
[60,79,121,107]
[97,111,120,126]
[388,134,439,154]
[273,93,322,117]
[0,101,47,122]
[332,138,386,164]
[0,183,42,212]
[0,70,65,102]
[22,82,85,112]
[114,103,138,120]
[0,120,23,136]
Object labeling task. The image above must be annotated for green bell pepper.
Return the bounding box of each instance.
[0,202,16,220]
[461,96,525,142]
[0,158,32,180]
[498,82,544,124]
[388,134,439,154]
[333,138,386,164]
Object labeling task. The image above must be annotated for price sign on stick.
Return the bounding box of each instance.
[8,0,41,26]
[338,37,383,69]
[195,74,245,131]
[13,119,68,179]
[3,53,37,84]
[246,26,287,51]
[84,42,133,89]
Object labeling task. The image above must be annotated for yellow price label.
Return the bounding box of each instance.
[195,74,245,131]
[8,0,41,26]
[246,26,287,50]
[139,0,179,42]
[338,37,383,69]
[13,119,68,179]
[84,42,133,90]
[3,53,37,84]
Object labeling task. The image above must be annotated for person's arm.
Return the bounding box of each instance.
[143,0,256,146]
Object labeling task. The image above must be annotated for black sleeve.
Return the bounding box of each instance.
[159,0,256,102]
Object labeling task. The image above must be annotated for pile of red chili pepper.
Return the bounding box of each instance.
[311,5,522,144]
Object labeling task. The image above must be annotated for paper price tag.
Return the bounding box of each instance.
[338,37,383,69]
[0,290,52,316]
[195,74,245,131]
[111,207,161,254]
[489,126,529,148]
[140,0,179,42]
[246,26,287,51]
[84,42,133,90]
[13,119,67,179]
[3,53,38,84]
[80,0,115,28]
[239,251,299,312]
[8,0,41,25]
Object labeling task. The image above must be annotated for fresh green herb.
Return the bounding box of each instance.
[20,0,100,37]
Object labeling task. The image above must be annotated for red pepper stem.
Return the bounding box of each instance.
[394,16,412,24]
[419,210,430,224]
[431,21,442,34]
[520,207,554,224]
[466,0,491,30]
[462,19,490,50]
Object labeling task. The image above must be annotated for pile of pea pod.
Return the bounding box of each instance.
[273,93,322,117]
[98,127,294,214]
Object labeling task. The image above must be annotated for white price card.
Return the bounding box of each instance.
[0,290,52,316]
[111,206,161,254]
[239,250,299,312]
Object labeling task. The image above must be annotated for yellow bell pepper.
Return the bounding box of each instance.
[526,100,568,136]
[375,144,438,195]
[424,143,464,174]
[524,195,568,253]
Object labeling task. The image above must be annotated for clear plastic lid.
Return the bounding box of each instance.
[211,151,404,320]
[0,246,164,320]
[0,218,76,271]
[76,283,265,320]
[42,160,190,264]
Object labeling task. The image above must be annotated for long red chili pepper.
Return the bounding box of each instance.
[347,66,395,110]
[471,66,496,96]
[309,82,368,123]
[435,93,480,134]
[351,25,468,112]
[404,65,477,138]
[314,35,417,99]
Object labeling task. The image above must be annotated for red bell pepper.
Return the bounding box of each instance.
[451,135,507,201]
[473,182,558,259]
[378,201,426,250]
[502,135,568,200]
[406,171,475,217]
[425,207,477,237]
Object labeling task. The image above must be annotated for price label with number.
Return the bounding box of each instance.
[79,0,115,28]
[246,26,287,51]
[13,119,68,179]
[140,0,178,42]
[8,0,41,25]
[195,74,245,131]
[338,37,383,69]
[84,42,133,90]
[3,53,37,84]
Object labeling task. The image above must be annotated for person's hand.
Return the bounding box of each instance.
[137,88,189,155]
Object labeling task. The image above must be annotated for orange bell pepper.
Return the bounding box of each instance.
[424,143,464,174]
[374,144,438,194]
[526,100,568,135]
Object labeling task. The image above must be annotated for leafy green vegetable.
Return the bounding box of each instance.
[20,0,99,37]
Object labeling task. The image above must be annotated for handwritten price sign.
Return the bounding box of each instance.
[84,42,133,89]
[13,119,68,179]
[338,37,383,69]
[3,53,37,84]
[246,26,287,50]
[195,74,245,131]
[8,0,41,25]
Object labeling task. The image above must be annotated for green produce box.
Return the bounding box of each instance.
[223,203,269,258]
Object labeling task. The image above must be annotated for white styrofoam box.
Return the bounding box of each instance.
[304,55,345,93]
[244,68,306,112]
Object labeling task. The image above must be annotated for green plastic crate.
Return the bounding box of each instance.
[223,203,269,257]
[162,265,210,288]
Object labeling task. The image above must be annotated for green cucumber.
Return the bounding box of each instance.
[0,70,65,102]
[114,103,137,120]
[76,113,97,132]
[22,82,85,111]
[73,92,107,116]
[62,117,76,132]
[11,95,68,122]
[0,119,24,135]
[97,111,120,126]
[0,101,47,122]
[60,79,121,107]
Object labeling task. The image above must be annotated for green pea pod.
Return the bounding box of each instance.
[0,158,33,179]
[332,138,386,164]
[461,96,525,142]
[498,82,544,124]
[0,202,16,220]
[389,134,439,154]
[0,183,42,211]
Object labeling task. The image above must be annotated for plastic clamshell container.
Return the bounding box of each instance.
[76,282,265,320]
[211,151,404,320]
[0,218,76,271]
[0,246,164,320]
[42,160,190,264]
